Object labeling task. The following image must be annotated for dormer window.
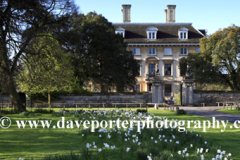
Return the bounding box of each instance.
[146,27,158,40]
[178,27,188,40]
[115,27,125,38]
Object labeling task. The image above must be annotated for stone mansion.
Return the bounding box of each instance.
[112,4,205,102]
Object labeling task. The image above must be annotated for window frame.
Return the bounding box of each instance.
[179,31,188,40]
[148,48,156,55]
[148,64,155,74]
[164,84,172,96]
[137,64,141,76]
[147,31,157,40]
[134,85,140,92]
[164,64,171,76]
[180,48,188,55]
[133,48,140,55]
[115,31,125,38]
[164,48,172,55]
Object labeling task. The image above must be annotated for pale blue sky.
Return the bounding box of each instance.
[75,0,239,35]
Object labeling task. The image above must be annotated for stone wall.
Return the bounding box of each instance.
[25,93,152,108]
[194,91,240,106]
[3,91,240,107]
[0,95,12,107]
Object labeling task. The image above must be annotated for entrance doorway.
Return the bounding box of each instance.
[148,83,152,92]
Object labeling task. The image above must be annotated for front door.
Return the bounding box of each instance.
[148,83,152,92]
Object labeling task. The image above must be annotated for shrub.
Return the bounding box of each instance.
[136,109,147,113]
[176,109,187,115]
[149,147,159,157]
[177,92,181,105]
[136,150,148,160]
[32,108,53,114]
[20,111,29,116]
[44,152,81,160]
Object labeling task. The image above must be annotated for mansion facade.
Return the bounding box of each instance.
[113,4,205,101]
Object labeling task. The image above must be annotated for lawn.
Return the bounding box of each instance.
[0,108,238,160]
[218,108,240,115]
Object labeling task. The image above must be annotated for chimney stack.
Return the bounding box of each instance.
[165,5,176,23]
[122,4,131,23]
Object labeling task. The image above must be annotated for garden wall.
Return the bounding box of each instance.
[25,93,152,108]
[194,91,240,106]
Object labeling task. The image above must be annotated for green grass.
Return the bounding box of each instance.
[0,108,239,159]
[218,108,240,115]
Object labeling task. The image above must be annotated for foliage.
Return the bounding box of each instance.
[44,152,81,160]
[0,0,78,111]
[19,111,29,116]
[54,12,139,93]
[32,108,53,114]
[177,92,181,105]
[136,109,147,113]
[180,25,240,91]
[177,109,187,115]
[27,91,60,102]
[17,33,76,105]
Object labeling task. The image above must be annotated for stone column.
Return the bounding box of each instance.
[158,60,163,79]
[152,81,163,103]
[158,83,163,103]
[141,60,145,79]
[182,83,186,105]
[182,78,194,106]
[189,84,194,105]
[151,84,155,102]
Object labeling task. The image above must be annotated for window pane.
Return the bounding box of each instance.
[180,32,183,39]
[133,48,136,55]
[149,32,151,39]
[137,64,140,76]
[184,48,187,54]
[149,64,155,74]
[134,85,140,92]
[165,84,171,96]
[136,48,140,55]
[165,64,171,75]
[149,48,155,55]
[152,33,155,39]
[180,48,187,54]
[133,48,140,55]
[164,48,171,55]
[184,32,186,39]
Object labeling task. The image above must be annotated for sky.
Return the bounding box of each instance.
[75,0,240,35]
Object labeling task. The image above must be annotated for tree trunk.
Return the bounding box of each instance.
[101,84,108,94]
[8,78,26,111]
[48,90,51,108]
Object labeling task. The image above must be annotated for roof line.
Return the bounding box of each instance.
[128,43,199,46]
[191,25,205,37]
[112,23,192,26]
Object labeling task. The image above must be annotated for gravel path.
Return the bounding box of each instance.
[179,106,240,123]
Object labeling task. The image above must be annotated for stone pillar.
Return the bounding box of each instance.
[182,83,186,105]
[141,60,145,80]
[182,78,194,106]
[158,83,163,103]
[189,84,194,105]
[152,80,163,103]
[158,60,163,79]
[151,84,155,102]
